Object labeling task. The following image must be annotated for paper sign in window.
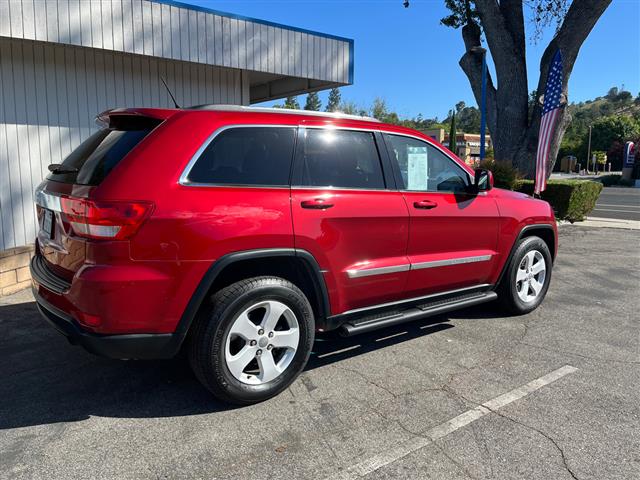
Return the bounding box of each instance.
[407,146,429,190]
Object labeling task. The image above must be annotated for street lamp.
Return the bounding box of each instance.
[587,125,593,174]
[470,46,488,162]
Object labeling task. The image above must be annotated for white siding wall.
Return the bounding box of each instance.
[0,37,246,251]
[0,0,352,84]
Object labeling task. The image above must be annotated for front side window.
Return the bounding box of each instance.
[298,129,385,189]
[187,127,296,186]
[384,134,469,193]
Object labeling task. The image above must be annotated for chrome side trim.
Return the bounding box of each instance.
[345,254,493,279]
[412,254,492,270]
[35,188,62,212]
[346,264,410,279]
[179,123,473,189]
[336,283,492,317]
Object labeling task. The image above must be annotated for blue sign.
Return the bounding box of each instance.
[623,141,635,168]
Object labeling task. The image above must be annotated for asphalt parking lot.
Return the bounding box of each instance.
[1,225,639,480]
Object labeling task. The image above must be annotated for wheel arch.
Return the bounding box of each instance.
[175,249,331,343]
[520,225,556,261]
[496,223,556,287]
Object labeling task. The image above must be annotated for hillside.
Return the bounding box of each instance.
[559,87,640,169]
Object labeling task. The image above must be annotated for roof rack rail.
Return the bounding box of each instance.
[187,104,381,123]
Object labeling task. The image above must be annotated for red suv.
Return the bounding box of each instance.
[31,106,557,404]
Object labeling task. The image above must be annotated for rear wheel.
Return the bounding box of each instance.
[498,236,552,314]
[189,276,314,405]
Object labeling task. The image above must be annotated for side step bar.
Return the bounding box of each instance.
[340,291,498,336]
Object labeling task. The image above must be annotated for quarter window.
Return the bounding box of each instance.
[298,129,385,189]
[186,127,296,186]
[384,134,469,192]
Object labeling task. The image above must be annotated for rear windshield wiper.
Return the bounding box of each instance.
[48,164,79,174]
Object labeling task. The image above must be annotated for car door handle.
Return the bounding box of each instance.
[413,200,438,210]
[301,199,334,210]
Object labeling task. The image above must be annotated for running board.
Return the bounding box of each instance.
[339,291,498,336]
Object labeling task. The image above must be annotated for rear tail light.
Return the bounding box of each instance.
[60,196,154,240]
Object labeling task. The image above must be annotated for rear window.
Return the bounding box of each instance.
[186,127,296,186]
[47,128,154,185]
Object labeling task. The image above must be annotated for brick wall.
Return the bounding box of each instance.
[0,245,34,296]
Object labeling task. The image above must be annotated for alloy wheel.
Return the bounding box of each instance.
[225,300,300,385]
[515,250,547,303]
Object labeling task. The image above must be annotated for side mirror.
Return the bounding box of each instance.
[473,168,493,191]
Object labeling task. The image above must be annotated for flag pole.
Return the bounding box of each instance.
[470,46,488,164]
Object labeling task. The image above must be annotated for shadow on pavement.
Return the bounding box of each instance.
[0,299,499,430]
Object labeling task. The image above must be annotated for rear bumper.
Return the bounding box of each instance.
[29,251,208,335]
[33,288,184,359]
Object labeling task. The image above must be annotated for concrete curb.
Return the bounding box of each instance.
[568,217,640,230]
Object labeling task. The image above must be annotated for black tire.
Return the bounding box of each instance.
[498,236,553,315]
[188,276,314,405]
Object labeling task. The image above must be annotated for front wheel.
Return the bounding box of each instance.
[189,276,315,405]
[498,236,552,315]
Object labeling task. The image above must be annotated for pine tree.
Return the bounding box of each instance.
[304,92,322,111]
[326,88,341,112]
[283,96,300,109]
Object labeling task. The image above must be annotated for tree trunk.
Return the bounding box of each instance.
[514,108,572,177]
[458,0,612,178]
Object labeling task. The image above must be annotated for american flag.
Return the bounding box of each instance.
[535,49,564,195]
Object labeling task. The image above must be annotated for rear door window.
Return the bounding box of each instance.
[48,128,155,185]
[186,127,296,186]
[297,129,385,189]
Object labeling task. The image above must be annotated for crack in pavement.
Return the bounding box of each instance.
[449,388,581,480]
[488,406,579,480]
[333,365,401,399]
[469,416,496,479]
[334,367,580,480]
[442,316,533,391]
[333,364,453,402]
[362,395,481,480]
[311,364,484,479]
[333,364,496,480]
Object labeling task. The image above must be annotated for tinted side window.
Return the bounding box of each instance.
[299,129,385,189]
[384,134,469,192]
[187,127,296,186]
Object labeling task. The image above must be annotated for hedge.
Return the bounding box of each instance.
[480,159,520,190]
[597,174,635,187]
[513,179,603,223]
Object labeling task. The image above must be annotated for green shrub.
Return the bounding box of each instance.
[480,159,520,190]
[598,174,621,186]
[598,174,634,187]
[514,179,603,222]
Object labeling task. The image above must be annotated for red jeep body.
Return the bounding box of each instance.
[31,106,557,360]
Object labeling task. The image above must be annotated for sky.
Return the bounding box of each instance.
[184,0,640,120]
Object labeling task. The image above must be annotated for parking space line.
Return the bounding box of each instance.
[316,345,362,359]
[375,331,408,342]
[328,365,578,480]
